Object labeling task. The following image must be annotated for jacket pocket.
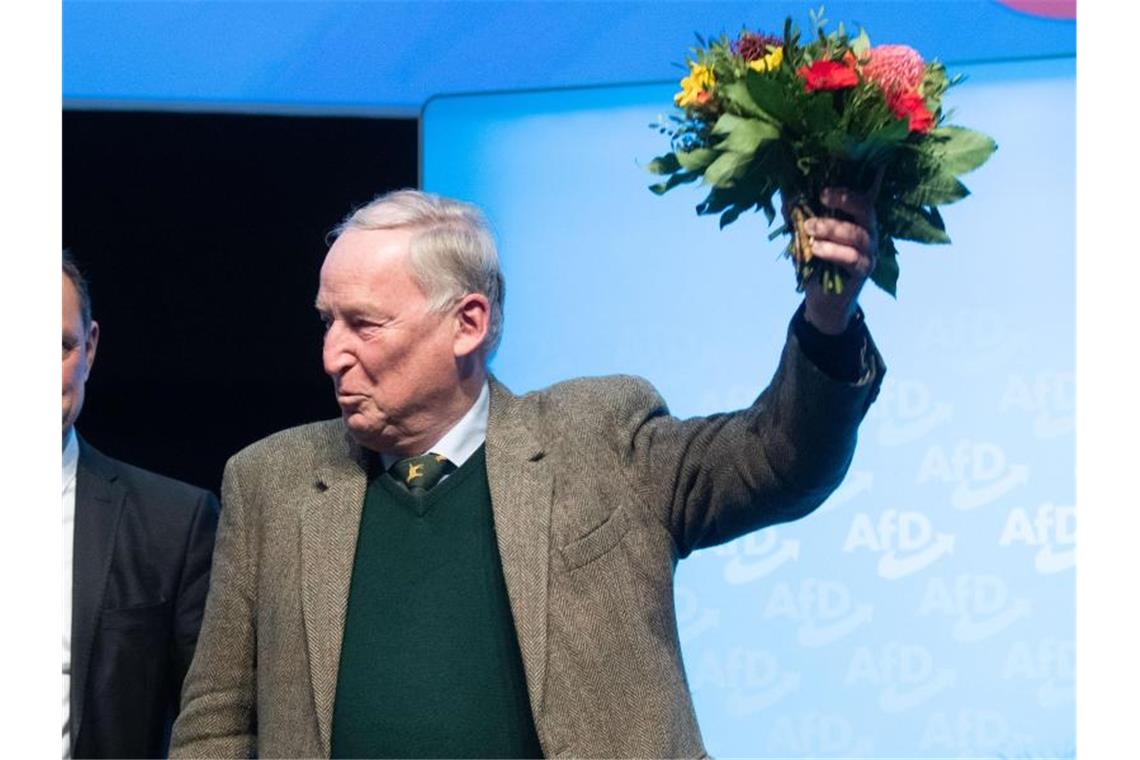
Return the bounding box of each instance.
[560,507,632,570]
[99,599,171,631]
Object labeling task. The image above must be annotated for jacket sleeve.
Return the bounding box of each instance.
[170,457,258,758]
[168,488,220,718]
[623,318,885,559]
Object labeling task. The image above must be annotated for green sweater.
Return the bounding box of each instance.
[330,446,543,759]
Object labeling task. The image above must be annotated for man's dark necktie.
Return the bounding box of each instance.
[388,452,457,495]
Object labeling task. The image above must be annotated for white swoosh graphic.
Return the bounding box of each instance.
[876,403,953,446]
[724,540,800,584]
[878,534,955,579]
[798,603,873,647]
[1035,544,1075,574]
[878,668,957,712]
[951,464,1029,510]
[952,598,1032,642]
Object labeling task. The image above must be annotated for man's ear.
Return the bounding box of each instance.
[85,320,100,373]
[452,293,490,359]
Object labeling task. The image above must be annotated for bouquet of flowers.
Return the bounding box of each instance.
[648,8,997,295]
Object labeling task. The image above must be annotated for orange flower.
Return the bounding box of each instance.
[797,59,859,92]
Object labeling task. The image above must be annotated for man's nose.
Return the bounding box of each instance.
[322,324,353,376]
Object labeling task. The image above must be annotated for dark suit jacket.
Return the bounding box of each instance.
[70,438,219,759]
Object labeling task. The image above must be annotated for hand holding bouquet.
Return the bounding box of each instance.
[648,9,997,296]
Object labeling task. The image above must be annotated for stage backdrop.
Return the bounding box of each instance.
[423,56,1074,758]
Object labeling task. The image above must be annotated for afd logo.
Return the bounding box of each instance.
[918,309,1015,374]
[918,574,1031,642]
[765,713,873,757]
[763,579,873,647]
[1003,638,1075,709]
[917,439,1030,511]
[691,648,800,715]
[867,378,953,446]
[999,502,1075,574]
[845,642,957,712]
[1001,371,1074,439]
[919,710,1034,757]
[674,585,720,644]
[843,510,954,579]
[713,528,800,584]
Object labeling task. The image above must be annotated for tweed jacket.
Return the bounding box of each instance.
[170,329,883,759]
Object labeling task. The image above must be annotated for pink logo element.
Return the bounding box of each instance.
[994,0,1075,19]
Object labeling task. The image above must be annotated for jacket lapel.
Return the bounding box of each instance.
[70,439,127,756]
[486,379,553,724]
[300,425,368,757]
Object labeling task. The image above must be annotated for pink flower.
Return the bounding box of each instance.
[863,44,926,96]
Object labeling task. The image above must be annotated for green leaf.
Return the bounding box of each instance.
[695,187,736,215]
[720,81,774,121]
[646,153,681,175]
[930,126,998,176]
[675,148,718,171]
[900,170,970,206]
[888,203,952,243]
[747,74,797,126]
[649,170,701,195]
[712,113,780,153]
[703,150,751,188]
[720,204,749,228]
[851,28,871,59]
[871,240,899,297]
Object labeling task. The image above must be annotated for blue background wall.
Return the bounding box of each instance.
[65,1,1074,112]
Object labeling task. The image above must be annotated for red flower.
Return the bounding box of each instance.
[798,59,859,92]
[888,90,935,133]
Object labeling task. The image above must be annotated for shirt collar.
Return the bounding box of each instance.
[380,380,489,471]
[62,427,79,494]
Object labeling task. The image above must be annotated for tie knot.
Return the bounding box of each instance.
[388,452,456,494]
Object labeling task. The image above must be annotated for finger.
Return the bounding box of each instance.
[819,186,875,228]
[804,217,872,253]
[808,239,875,277]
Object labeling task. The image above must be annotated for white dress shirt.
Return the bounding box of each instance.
[62,428,78,758]
[379,380,489,477]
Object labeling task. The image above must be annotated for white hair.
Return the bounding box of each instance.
[334,189,505,357]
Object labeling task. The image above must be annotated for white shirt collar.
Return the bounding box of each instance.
[380,380,490,470]
[63,427,79,495]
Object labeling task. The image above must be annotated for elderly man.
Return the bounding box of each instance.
[63,251,219,758]
[171,188,884,758]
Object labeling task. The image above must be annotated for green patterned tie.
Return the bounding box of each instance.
[388,452,457,495]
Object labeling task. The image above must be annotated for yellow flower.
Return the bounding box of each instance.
[674,62,716,108]
[748,46,784,73]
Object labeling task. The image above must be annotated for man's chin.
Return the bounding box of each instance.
[341,412,392,451]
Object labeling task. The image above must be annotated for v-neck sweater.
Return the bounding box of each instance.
[330,445,542,759]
